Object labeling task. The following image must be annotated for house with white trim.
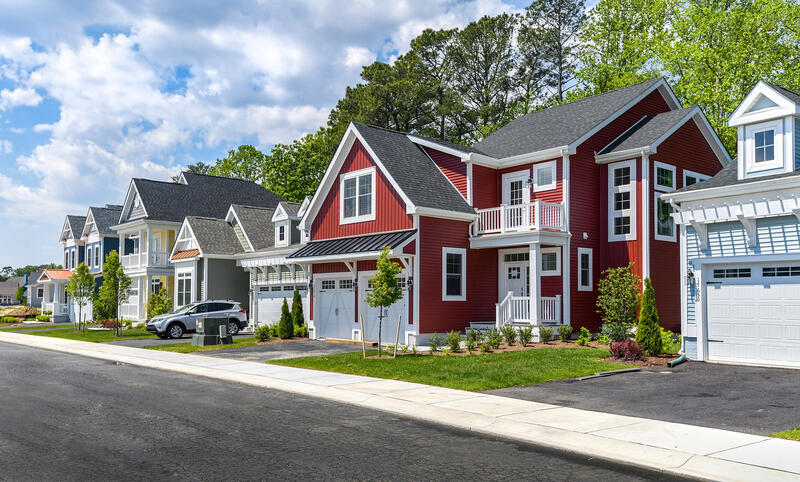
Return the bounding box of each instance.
[663,81,800,368]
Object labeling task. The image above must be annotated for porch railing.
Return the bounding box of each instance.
[495,293,562,328]
[120,303,139,319]
[120,251,170,269]
[473,200,565,236]
[43,302,69,316]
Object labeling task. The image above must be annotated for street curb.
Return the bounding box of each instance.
[2,332,798,482]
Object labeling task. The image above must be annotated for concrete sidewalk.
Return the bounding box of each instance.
[2,331,798,481]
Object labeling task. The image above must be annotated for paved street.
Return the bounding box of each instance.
[489,361,800,435]
[0,342,682,481]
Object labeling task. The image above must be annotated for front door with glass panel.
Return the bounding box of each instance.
[505,264,529,297]
[502,171,531,230]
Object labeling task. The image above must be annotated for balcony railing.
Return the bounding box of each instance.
[473,201,565,236]
[495,293,562,327]
[120,251,171,269]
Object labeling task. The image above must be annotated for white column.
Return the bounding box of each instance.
[146,227,153,266]
[143,274,151,319]
[138,229,145,266]
[529,243,540,324]
[562,242,570,326]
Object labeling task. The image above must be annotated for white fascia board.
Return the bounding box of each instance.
[407,206,477,221]
[287,251,385,264]
[228,207,254,252]
[571,78,681,150]
[406,135,470,160]
[494,146,572,169]
[729,81,799,127]
[81,209,95,238]
[662,174,800,203]
[469,230,571,249]
[59,217,72,243]
[595,148,651,164]
[170,220,192,258]
[271,204,288,222]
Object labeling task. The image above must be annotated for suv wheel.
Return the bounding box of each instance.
[227,321,240,336]
[167,323,184,339]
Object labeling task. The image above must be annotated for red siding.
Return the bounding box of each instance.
[423,147,468,199]
[569,90,672,332]
[311,139,412,240]
[498,158,563,205]
[647,120,724,331]
[472,165,498,210]
[418,217,497,333]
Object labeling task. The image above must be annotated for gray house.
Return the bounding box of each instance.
[25,270,44,308]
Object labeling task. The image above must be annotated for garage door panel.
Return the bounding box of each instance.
[316,279,356,341]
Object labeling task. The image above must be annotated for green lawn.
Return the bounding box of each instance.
[771,427,800,441]
[23,328,155,343]
[0,324,62,331]
[142,337,259,353]
[271,347,631,391]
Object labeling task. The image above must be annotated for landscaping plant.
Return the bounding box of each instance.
[145,288,172,321]
[610,339,644,361]
[501,325,517,345]
[601,321,633,342]
[487,329,502,349]
[445,330,462,352]
[557,324,573,342]
[596,262,641,326]
[466,328,483,345]
[365,247,404,358]
[576,326,592,346]
[15,285,25,306]
[278,299,294,339]
[539,326,552,343]
[96,251,131,337]
[519,325,533,346]
[635,278,662,356]
[36,315,50,322]
[429,332,441,353]
[294,323,309,338]
[480,342,492,353]
[1,316,16,323]
[596,334,611,345]
[660,327,680,354]
[66,262,95,333]
[254,325,272,342]
[291,288,305,327]
[465,337,476,353]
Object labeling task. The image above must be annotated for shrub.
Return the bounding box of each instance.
[601,321,634,342]
[428,333,441,353]
[465,337,476,353]
[442,347,451,356]
[610,339,644,360]
[1,316,17,323]
[36,315,50,322]
[596,334,611,345]
[291,288,305,327]
[576,326,592,346]
[43,310,53,315]
[293,323,309,338]
[254,325,272,342]
[539,326,552,343]
[501,325,517,345]
[400,344,409,353]
[445,330,462,352]
[519,325,533,346]
[145,289,172,320]
[124,320,133,329]
[660,327,680,354]
[100,319,120,328]
[277,299,294,339]
[411,345,417,355]
[466,328,483,345]
[596,262,642,326]
[480,342,492,353]
[636,278,662,356]
[558,324,573,342]
[487,329,502,349]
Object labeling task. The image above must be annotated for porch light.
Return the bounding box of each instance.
[526,177,535,188]
[407,277,413,288]
[686,268,694,284]
[352,280,358,291]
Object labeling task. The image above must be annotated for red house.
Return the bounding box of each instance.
[289,78,731,345]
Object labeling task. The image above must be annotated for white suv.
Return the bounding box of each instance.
[146,300,248,339]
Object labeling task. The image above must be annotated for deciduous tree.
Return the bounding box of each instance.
[365,247,404,358]
[65,263,95,332]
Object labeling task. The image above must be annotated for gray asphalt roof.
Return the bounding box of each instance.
[288,229,416,259]
[88,205,123,237]
[0,276,24,295]
[599,106,698,154]
[674,160,800,194]
[65,215,86,239]
[766,82,800,104]
[279,201,302,218]
[410,132,486,155]
[185,216,244,256]
[352,123,475,215]
[125,172,285,224]
[230,204,276,251]
[472,78,665,158]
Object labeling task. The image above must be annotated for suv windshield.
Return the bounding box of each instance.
[169,303,198,314]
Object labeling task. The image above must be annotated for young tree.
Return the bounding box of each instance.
[291,288,305,327]
[278,298,294,339]
[596,262,642,328]
[145,288,172,320]
[97,251,131,336]
[65,263,95,332]
[636,278,662,356]
[365,247,404,358]
[14,285,25,306]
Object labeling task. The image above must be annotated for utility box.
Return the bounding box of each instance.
[191,317,228,347]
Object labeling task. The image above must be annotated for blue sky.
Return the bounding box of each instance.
[0,0,531,267]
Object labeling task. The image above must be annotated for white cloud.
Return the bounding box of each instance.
[0,139,11,153]
[0,87,42,110]
[343,47,374,70]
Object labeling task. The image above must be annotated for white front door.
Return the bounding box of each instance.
[504,263,529,297]
[705,264,800,367]
[502,170,531,230]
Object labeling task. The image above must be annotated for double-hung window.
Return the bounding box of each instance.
[577,248,593,291]
[340,167,376,224]
[177,271,192,307]
[608,160,636,241]
[275,222,288,247]
[653,161,676,242]
[754,129,775,163]
[442,247,466,301]
[94,245,100,267]
[532,160,557,192]
[683,169,710,187]
[540,247,561,276]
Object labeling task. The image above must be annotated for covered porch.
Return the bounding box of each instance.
[38,269,73,323]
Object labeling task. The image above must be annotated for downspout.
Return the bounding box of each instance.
[667,196,686,368]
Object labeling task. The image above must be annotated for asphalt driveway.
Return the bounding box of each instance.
[487,361,800,436]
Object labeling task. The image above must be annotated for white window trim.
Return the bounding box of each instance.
[339,167,377,225]
[654,192,677,242]
[533,160,557,192]
[37,288,44,298]
[540,247,561,276]
[683,169,710,187]
[176,268,194,307]
[442,247,467,301]
[501,169,531,205]
[653,161,676,192]
[745,120,783,173]
[608,159,637,242]
[577,247,593,291]
[275,221,289,247]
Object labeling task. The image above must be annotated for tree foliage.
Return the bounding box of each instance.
[596,263,642,327]
[66,263,95,332]
[291,288,305,327]
[145,288,173,320]
[365,247,404,358]
[278,298,294,339]
[15,285,25,305]
[96,251,131,336]
[636,278,662,356]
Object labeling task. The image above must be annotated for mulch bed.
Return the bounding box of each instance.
[602,354,682,367]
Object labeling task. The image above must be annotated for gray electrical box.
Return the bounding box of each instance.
[192,317,230,346]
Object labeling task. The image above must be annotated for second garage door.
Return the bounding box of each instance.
[257,284,309,326]
[706,265,800,367]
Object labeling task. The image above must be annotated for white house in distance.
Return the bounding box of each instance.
[664,81,800,368]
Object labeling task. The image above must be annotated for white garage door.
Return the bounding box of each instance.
[315,278,356,340]
[706,265,800,367]
[360,275,408,344]
[257,284,308,325]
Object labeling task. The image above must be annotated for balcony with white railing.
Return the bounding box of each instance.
[120,251,171,270]
[495,292,561,328]
[472,200,566,237]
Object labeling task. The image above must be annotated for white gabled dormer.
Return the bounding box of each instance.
[172,221,199,254]
[729,81,800,180]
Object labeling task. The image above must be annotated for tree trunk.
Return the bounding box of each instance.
[378,310,383,358]
[359,314,367,359]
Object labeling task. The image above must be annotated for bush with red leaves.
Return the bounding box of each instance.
[100,319,122,329]
[610,339,644,361]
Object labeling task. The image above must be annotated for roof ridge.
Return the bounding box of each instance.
[764,81,800,98]
[182,171,264,184]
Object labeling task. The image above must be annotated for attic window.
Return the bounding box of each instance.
[754,129,774,163]
[340,167,376,224]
